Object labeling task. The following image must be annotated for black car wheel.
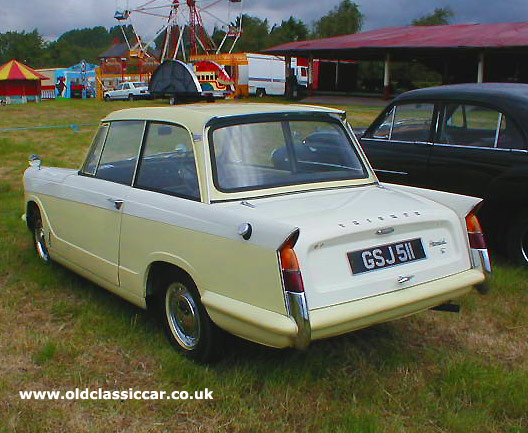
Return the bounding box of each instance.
[256,88,266,98]
[104,95,111,102]
[158,273,222,363]
[128,94,135,101]
[506,211,528,265]
[32,209,51,264]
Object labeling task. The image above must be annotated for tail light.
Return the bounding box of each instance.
[465,209,492,290]
[466,212,486,249]
[279,230,304,293]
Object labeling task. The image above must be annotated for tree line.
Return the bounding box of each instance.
[0,1,453,69]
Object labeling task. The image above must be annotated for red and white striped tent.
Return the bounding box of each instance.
[0,60,47,104]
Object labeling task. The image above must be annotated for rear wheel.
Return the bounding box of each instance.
[506,211,528,265]
[158,273,222,363]
[104,95,110,102]
[256,88,266,98]
[32,209,50,264]
[128,94,134,101]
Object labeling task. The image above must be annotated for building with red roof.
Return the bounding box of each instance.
[264,22,528,98]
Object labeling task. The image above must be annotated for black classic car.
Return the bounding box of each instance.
[360,83,528,264]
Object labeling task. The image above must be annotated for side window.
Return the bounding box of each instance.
[135,122,200,200]
[371,106,395,139]
[96,121,145,185]
[498,115,525,150]
[439,104,503,148]
[390,103,434,142]
[82,123,109,175]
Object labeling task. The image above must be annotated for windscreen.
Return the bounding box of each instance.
[211,119,368,192]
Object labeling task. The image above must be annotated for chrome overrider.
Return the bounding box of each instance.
[471,248,492,294]
[286,291,311,349]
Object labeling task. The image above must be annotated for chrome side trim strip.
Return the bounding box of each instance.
[433,143,513,152]
[374,169,409,175]
[286,291,311,349]
[362,138,433,146]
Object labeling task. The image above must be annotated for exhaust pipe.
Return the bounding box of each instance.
[431,302,460,313]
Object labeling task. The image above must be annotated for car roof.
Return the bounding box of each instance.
[393,83,528,123]
[103,103,345,135]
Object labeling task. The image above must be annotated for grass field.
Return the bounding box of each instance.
[0,98,527,433]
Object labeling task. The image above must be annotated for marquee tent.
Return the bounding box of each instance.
[0,60,47,104]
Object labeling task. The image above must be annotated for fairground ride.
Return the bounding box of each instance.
[113,0,244,62]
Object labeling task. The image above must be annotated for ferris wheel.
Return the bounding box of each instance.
[114,0,244,62]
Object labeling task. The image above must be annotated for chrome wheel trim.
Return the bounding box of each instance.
[34,218,50,262]
[521,229,528,264]
[165,283,201,350]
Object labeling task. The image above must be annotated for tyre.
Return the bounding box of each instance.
[158,273,223,363]
[506,211,528,265]
[104,95,111,102]
[32,208,51,264]
[128,94,134,101]
[256,88,266,98]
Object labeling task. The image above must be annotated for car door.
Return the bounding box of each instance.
[361,102,436,187]
[118,121,202,299]
[111,83,123,99]
[50,120,146,286]
[114,83,127,99]
[428,102,527,200]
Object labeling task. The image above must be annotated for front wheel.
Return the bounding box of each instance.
[506,212,528,265]
[128,94,134,101]
[159,274,222,362]
[104,95,110,102]
[255,88,266,98]
[32,209,51,264]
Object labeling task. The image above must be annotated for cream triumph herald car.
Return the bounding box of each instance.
[23,103,491,362]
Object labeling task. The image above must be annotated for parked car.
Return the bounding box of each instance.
[103,81,150,101]
[360,83,528,265]
[24,104,490,362]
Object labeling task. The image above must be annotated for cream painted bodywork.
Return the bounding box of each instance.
[24,103,488,349]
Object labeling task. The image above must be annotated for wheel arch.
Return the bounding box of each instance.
[26,200,40,231]
[144,260,199,307]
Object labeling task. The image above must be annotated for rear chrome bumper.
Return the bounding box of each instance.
[286,291,311,349]
[470,248,492,294]
[204,268,486,350]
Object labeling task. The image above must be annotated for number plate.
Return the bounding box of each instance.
[348,238,426,274]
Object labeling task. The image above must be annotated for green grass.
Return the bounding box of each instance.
[0,98,527,432]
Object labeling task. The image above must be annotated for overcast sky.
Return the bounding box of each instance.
[1,0,528,41]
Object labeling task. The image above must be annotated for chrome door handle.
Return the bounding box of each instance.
[397,275,414,284]
[108,198,124,210]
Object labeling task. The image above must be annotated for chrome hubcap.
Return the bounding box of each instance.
[34,219,50,262]
[521,230,528,263]
[165,283,200,350]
